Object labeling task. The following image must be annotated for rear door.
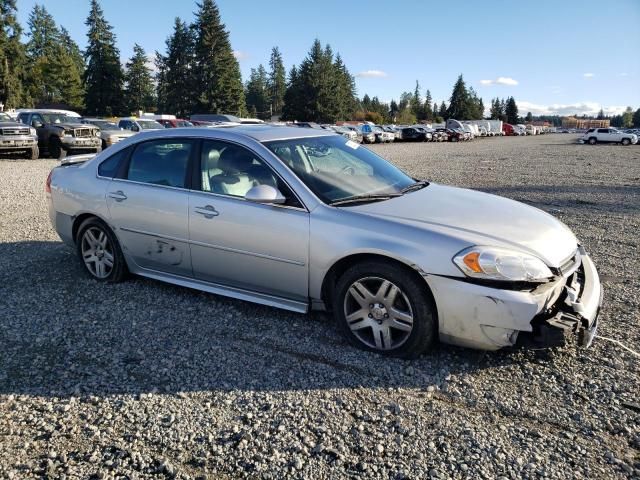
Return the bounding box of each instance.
[105,137,196,277]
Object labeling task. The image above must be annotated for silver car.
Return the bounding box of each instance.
[46,126,602,357]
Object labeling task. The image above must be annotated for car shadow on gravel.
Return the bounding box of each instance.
[0,240,566,399]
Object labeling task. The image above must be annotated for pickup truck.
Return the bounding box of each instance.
[17,110,101,160]
[0,112,39,159]
[582,128,638,145]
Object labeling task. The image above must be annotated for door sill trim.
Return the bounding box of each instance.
[131,266,309,314]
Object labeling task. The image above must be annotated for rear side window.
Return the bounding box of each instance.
[98,147,131,178]
[127,139,194,188]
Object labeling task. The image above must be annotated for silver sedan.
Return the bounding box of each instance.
[46,126,602,357]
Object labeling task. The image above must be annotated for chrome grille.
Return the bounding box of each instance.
[1,127,30,136]
[74,128,93,138]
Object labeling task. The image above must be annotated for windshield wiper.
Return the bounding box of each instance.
[400,180,430,194]
[330,193,402,206]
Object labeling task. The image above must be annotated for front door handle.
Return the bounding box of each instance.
[194,205,219,219]
[108,190,127,202]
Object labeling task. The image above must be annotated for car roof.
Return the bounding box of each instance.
[120,125,337,143]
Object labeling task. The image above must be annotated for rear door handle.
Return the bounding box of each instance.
[108,190,127,202]
[194,205,219,219]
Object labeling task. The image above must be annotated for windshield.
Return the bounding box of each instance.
[42,113,76,124]
[264,135,415,204]
[86,120,118,130]
[138,120,163,130]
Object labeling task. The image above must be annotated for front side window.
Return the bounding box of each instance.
[127,139,194,188]
[264,135,415,204]
[199,140,301,207]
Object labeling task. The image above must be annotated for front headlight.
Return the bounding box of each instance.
[95,129,101,137]
[63,129,73,137]
[29,127,36,136]
[453,246,553,282]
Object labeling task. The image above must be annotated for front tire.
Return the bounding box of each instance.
[49,139,67,160]
[76,218,127,283]
[588,137,597,145]
[28,146,39,160]
[333,260,437,358]
[622,138,630,146]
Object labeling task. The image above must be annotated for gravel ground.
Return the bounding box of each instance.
[0,135,639,479]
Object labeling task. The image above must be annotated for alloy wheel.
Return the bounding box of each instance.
[81,227,114,279]
[343,276,414,351]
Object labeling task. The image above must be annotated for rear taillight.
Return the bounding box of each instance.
[46,170,53,193]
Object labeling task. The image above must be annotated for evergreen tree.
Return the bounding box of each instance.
[268,46,286,117]
[389,99,399,121]
[505,96,519,124]
[596,108,605,120]
[124,44,156,113]
[281,65,303,120]
[424,89,433,121]
[333,53,356,120]
[411,80,422,119]
[156,18,196,117]
[439,101,447,118]
[622,106,633,128]
[447,74,472,119]
[281,39,355,123]
[26,5,84,109]
[192,0,245,115]
[525,111,533,122]
[633,108,640,128]
[84,0,125,116]
[245,64,269,119]
[0,0,28,108]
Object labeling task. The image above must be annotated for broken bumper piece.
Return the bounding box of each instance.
[529,251,602,348]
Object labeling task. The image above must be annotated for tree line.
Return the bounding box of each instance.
[2,0,637,127]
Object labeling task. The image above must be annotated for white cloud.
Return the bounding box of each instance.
[479,76,519,86]
[618,72,628,77]
[517,101,626,116]
[233,50,249,61]
[583,73,594,78]
[356,70,389,78]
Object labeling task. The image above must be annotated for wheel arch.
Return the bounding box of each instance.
[320,252,437,315]
[71,212,111,244]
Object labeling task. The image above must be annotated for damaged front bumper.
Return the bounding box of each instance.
[425,248,602,351]
[529,250,602,348]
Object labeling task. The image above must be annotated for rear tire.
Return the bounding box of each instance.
[588,137,597,145]
[333,260,437,359]
[76,217,127,283]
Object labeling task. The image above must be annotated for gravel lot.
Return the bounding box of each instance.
[1,135,639,479]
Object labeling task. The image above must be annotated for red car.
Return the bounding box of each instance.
[157,118,195,128]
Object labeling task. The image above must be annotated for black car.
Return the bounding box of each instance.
[401,127,428,141]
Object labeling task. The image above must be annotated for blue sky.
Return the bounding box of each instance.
[17,0,640,116]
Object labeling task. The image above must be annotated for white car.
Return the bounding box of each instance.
[582,128,637,145]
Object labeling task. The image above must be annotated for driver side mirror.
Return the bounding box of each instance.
[31,120,43,128]
[245,185,286,205]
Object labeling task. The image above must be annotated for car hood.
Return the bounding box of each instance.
[49,123,92,129]
[349,183,578,267]
[0,121,28,128]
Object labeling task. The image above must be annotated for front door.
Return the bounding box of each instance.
[188,140,309,302]
[106,137,196,277]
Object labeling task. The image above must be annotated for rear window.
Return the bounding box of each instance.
[98,147,131,178]
[126,139,194,188]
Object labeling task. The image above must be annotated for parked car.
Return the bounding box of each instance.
[82,118,137,150]
[372,126,394,143]
[46,126,602,357]
[157,119,195,128]
[17,110,101,160]
[0,112,39,159]
[118,118,165,132]
[412,127,433,142]
[433,128,450,142]
[330,125,362,143]
[445,128,465,142]
[401,127,428,142]
[582,128,638,145]
[355,125,376,144]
